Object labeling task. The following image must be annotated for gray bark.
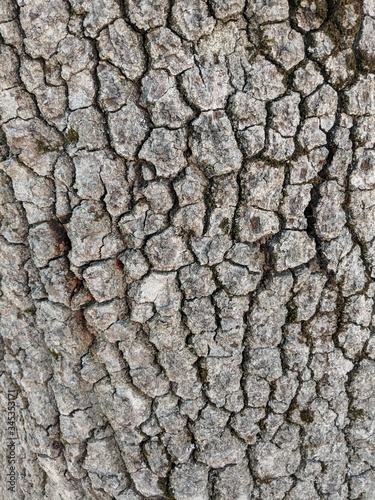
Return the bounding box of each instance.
[1,0,375,498]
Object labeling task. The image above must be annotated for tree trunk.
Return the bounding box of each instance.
[1,0,374,498]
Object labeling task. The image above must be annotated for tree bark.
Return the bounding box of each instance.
[1,0,375,498]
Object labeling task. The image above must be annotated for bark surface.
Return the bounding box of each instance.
[1,0,375,498]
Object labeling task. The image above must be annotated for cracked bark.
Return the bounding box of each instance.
[0,0,375,498]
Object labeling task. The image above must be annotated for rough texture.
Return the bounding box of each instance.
[0,1,374,499]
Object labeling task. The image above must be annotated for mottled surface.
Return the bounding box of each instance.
[0,0,375,499]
